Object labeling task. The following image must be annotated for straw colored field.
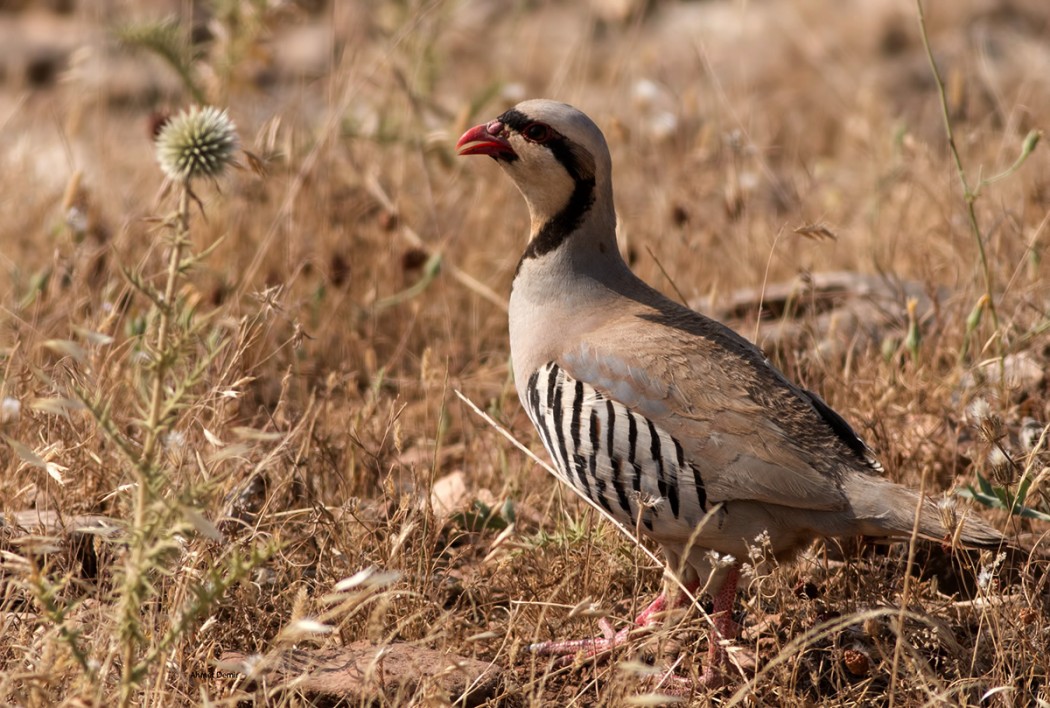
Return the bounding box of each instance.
[1,0,1048,705]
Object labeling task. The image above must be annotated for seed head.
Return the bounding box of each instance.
[843,648,870,677]
[1,397,20,425]
[986,446,1015,485]
[968,397,1005,445]
[1019,417,1047,454]
[155,105,239,183]
[705,550,737,569]
[967,397,991,424]
[977,551,1006,591]
[632,490,663,512]
[936,495,958,537]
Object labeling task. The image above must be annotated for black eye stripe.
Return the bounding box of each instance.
[500,110,556,143]
[496,108,594,183]
[497,108,532,133]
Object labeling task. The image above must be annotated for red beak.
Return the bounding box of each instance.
[456,120,516,159]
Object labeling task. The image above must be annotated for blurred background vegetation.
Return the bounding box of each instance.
[0,0,1047,704]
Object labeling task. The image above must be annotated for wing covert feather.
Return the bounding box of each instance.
[557,313,871,513]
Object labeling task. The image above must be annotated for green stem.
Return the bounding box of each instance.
[119,183,190,708]
[140,186,189,470]
[915,0,1001,338]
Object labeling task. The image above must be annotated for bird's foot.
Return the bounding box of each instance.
[631,662,724,700]
[528,619,626,662]
[698,663,725,688]
[636,567,741,695]
[529,592,672,664]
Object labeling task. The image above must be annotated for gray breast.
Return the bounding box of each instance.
[522,362,710,535]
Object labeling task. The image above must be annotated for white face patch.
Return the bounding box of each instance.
[492,101,610,241]
[501,135,577,229]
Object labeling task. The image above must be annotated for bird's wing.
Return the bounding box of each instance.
[555,305,881,517]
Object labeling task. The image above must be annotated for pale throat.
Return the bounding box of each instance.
[521,184,575,235]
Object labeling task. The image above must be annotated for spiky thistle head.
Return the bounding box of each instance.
[155,106,239,183]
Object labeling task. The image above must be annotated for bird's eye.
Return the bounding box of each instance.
[522,122,553,143]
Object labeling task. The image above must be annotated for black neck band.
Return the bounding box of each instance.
[521,177,595,262]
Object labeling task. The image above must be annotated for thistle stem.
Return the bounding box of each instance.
[120,183,190,707]
[141,185,189,471]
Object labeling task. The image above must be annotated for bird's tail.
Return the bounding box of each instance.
[847,475,1005,548]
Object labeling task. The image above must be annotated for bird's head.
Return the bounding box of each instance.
[457,99,613,238]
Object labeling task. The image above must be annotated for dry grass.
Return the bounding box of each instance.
[1,0,1049,705]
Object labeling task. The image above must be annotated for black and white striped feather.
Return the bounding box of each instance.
[524,362,713,538]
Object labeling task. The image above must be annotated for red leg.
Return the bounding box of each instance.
[642,563,742,693]
[529,563,742,691]
[699,563,741,687]
[530,581,697,659]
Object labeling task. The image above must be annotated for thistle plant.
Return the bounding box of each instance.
[3,102,264,704]
[104,106,264,706]
[155,106,240,183]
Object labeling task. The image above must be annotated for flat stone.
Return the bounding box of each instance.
[691,270,939,359]
[959,353,1045,394]
[218,642,504,706]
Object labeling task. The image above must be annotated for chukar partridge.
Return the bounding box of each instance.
[456,99,1004,687]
